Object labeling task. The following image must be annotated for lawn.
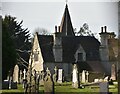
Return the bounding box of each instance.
[1,82,118,94]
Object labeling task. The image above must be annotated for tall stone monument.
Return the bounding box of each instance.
[86,71,89,83]
[81,70,86,83]
[13,65,19,83]
[72,64,79,88]
[110,64,116,80]
[57,69,63,83]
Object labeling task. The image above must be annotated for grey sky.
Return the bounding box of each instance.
[2,1,118,40]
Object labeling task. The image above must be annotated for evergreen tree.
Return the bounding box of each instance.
[2,15,31,80]
[2,21,16,80]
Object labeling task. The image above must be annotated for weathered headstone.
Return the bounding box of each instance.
[86,71,89,83]
[110,64,116,80]
[53,66,57,82]
[39,71,44,86]
[81,70,86,83]
[99,82,109,94]
[23,69,27,89]
[44,68,54,94]
[104,76,109,82]
[19,70,22,83]
[94,79,99,82]
[13,65,19,83]
[9,76,12,89]
[23,69,26,79]
[57,69,63,83]
[72,64,79,88]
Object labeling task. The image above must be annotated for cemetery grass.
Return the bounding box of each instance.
[1,82,118,94]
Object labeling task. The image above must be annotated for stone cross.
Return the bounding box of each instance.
[72,64,79,88]
[81,70,86,83]
[13,64,19,83]
[23,69,26,79]
[57,69,63,83]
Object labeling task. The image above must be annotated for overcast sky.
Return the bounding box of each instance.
[2,1,119,40]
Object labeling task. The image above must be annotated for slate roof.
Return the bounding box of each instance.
[37,35,100,63]
[37,35,54,62]
[60,4,75,36]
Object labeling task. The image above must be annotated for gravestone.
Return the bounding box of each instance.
[86,71,89,83]
[57,69,63,83]
[81,70,86,83]
[99,82,109,94]
[94,79,99,82]
[40,71,44,86]
[2,80,17,89]
[9,76,12,89]
[19,70,22,83]
[110,64,116,80]
[53,66,57,82]
[44,68,54,94]
[2,80,9,89]
[23,69,27,89]
[72,64,79,88]
[23,69,26,79]
[13,65,19,83]
[104,76,110,82]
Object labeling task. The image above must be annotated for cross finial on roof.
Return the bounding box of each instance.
[66,0,68,4]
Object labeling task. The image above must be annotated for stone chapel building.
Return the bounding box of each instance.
[28,4,108,80]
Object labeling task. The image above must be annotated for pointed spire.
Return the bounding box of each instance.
[60,4,75,36]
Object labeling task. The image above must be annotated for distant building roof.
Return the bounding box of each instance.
[37,34,100,62]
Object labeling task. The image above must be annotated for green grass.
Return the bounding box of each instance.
[0,82,118,93]
[1,84,24,93]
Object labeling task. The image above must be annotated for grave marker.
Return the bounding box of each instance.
[13,65,19,83]
[72,64,79,88]
[57,69,63,83]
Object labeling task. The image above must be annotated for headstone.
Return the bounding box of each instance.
[81,70,86,83]
[99,82,109,94]
[23,69,26,79]
[2,80,17,89]
[9,76,12,89]
[2,80,9,89]
[57,69,63,83]
[104,76,110,82]
[86,71,89,83]
[44,68,54,94]
[72,64,79,88]
[13,65,19,83]
[36,73,40,93]
[94,79,99,82]
[110,64,116,80]
[53,66,57,82]
[23,69,27,89]
[19,70,22,83]
[39,71,44,86]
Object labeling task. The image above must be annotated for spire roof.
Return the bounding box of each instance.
[60,4,75,36]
